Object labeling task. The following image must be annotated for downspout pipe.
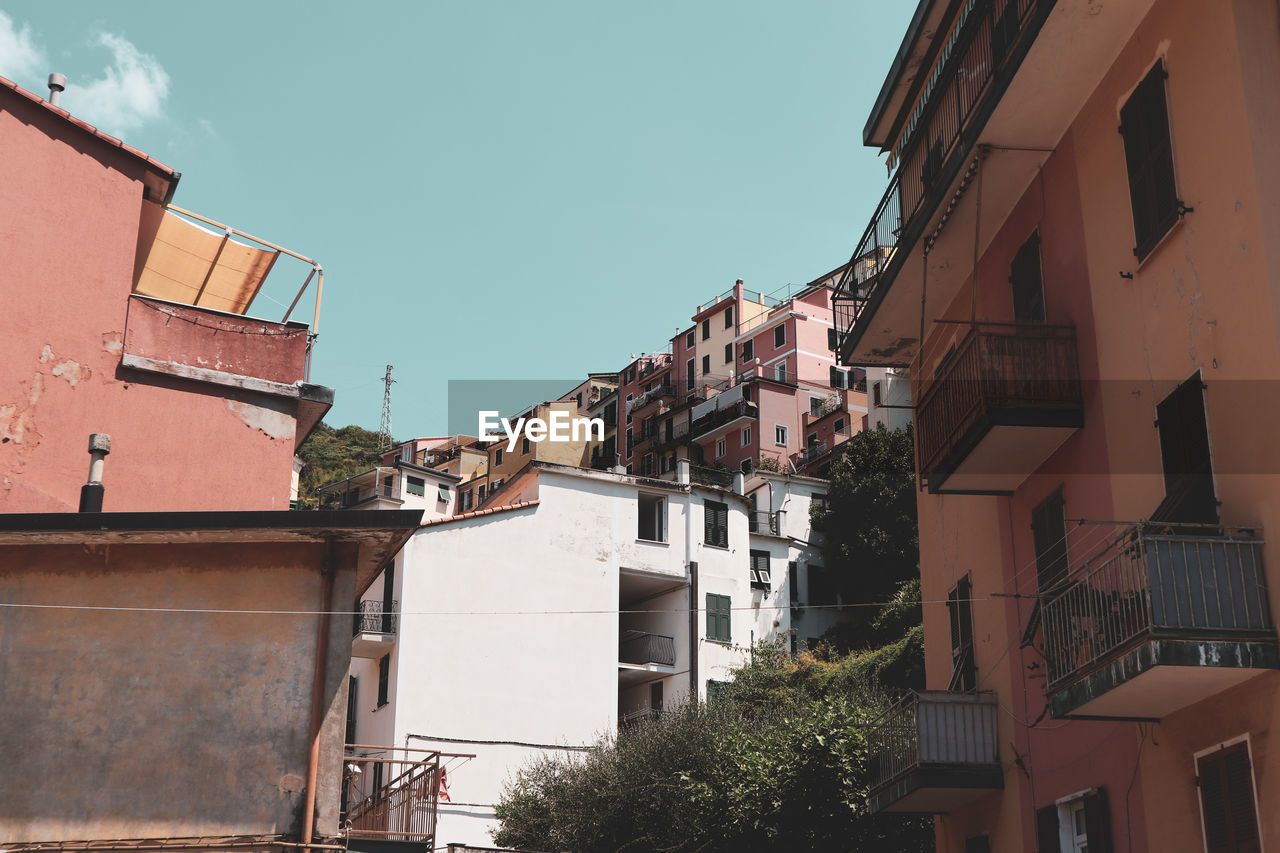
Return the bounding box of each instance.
[301,543,337,848]
[679,459,698,702]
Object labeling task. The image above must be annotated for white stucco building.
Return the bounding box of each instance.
[865,366,913,431]
[341,457,839,846]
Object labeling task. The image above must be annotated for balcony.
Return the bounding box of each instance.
[834,0,1161,366]
[866,691,1002,814]
[317,467,403,510]
[691,399,757,443]
[344,746,456,848]
[1042,524,1279,720]
[619,630,677,686]
[915,324,1082,494]
[352,600,398,659]
[748,511,781,536]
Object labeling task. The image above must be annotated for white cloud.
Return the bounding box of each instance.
[0,11,46,84]
[64,32,169,136]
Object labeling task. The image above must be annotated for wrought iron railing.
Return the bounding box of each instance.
[1041,525,1272,688]
[748,511,780,535]
[619,631,676,667]
[867,691,1000,792]
[354,599,398,636]
[344,746,445,843]
[915,323,1081,479]
[833,0,1047,354]
[793,443,830,466]
[691,400,757,440]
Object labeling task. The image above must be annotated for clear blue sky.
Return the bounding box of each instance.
[2,1,914,436]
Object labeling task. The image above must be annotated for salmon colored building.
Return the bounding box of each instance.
[834,1,1280,851]
[0,76,423,849]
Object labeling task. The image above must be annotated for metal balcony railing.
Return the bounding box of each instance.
[1041,524,1272,688]
[833,0,1047,353]
[619,631,677,667]
[793,443,830,466]
[748,511,780,535]
[344,746,452,844]
[689,464,734,488]
[868,691,999,793]
[691,400,757,440]
[354,599,399,636]
[915,323,1081,479]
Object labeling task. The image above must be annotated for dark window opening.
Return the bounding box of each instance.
[1011,230,1046,323]
[702,354,711,374]
[947,575,976,692]
[827,327,838,350]
[376,654,390,707]
[742,340,754,362]
[1121,59,1179,260]
[773,325,786,348]
[345,676,358,745]
[704,500,729,548]
[1153,372,1218,526]
[749,549,771,590]
[1031,490,1069,592]
[1197,742,1261,853]
[724,306,734,329]
[724,343,733,364]
[702,319,711,340]
[788,560,799,605]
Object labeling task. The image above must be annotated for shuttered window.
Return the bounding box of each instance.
[827,327,838,350]
[376,654,391,707]
[1155,372,1218,526]
[1120,59,1179,260]
[1198,742,1261,853]
[1010,230,1046,323]
[1037,788,1114,853]
[1032,491,1069,592]
[947,575,976,692]
[749,549,771,590]
[706,594,731,642]
[704,500,729,548]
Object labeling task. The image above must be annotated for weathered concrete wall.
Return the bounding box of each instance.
[0,540,353,843]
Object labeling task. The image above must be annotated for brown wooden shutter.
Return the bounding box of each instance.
[1010,230,1045,324]
[1198,743,1261,853]
[1120,59,1179,259]
[1036,804,1059,853]
[1083,787,1114,853]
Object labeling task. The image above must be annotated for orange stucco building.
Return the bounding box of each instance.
[835,1,1280,851]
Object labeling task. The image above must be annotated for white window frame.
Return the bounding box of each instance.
[716,437,726,458]
[1192,734,1263,853]
[637,493,667,543]
[775,362,787,383]
[774,425,787,447]
[809,396,823,417]
[774,324,786,347]
[742,426,751,446]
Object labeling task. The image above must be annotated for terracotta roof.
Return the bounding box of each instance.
[0,74,177,179]
[421,500,540,527]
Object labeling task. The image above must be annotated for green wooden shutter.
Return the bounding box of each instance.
[718,595,731,642]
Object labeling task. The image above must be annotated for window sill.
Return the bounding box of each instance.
[702,543,730,551]
[704,638,732,646]
[636,537,669,546]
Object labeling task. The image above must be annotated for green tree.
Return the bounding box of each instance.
[492,645,934,852]
[294,422,387,507]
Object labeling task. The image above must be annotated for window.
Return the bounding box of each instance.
[1011,230,1046,323]
[1196,742,1262,853]
[702,318,711,340]
[873,382,882,407]
[376,654,391,707]
[741,427,751,446]
[808,564,837,606]
[641,453,654,476]
[749,550,771,590]
[649,680,664,714]
[704,500,729,548]
[725,306,734,328]
[788,560,799,605]
[1121,59,1179,259]
[809,397,823,417]
[774,425,787,446]
[702,354,711,374]
[706,593,731,642]
[964,837,991,853]
[1155,372,1218,525]
[686,329,695,348]
[742,340,754,362]
[807,432,819,448]
[1032,491,1069,592]
[739,458,752,474]
[522,437,531,454]
[774,325,786,347]
[834,417,847,435]
[686,358,695,390]
[625,367,635,384]
[724,343,733,364]
[345,675,358,745]
[947,576,976,692]
[829,366,845,389]
[775,362,788,383]
[1037,789,1112,853]
[406,476,425,497]
[715,438,726,458]
[626,427,634,454]
[637,493,666,542]
[706,679,730,702]
[495,448,503,466]
[827,326,838,350]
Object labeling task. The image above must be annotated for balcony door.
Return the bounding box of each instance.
[1154,373,1218,526]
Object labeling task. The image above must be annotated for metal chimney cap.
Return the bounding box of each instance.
[88,433,112,454]
[48,73,66,93]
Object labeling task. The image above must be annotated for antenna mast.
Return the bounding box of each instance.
[378,364,395,452]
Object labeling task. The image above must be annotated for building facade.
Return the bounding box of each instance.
[834,1,1280,851]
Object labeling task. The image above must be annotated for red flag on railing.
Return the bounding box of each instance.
[438,766,450,802]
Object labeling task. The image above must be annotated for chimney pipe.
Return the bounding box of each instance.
[47,73,66,107]
[79,433,111,512]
